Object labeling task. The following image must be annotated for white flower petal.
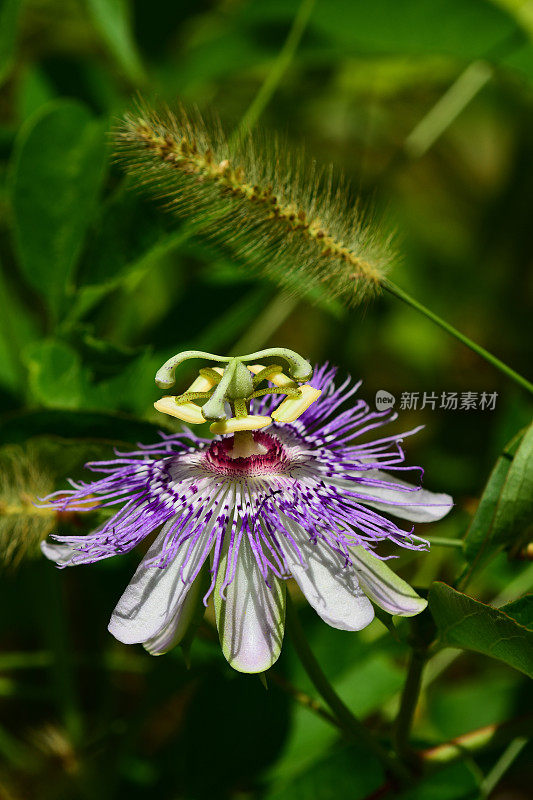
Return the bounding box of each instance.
[40,541,78,566]
[350,546,427,617]
[278,517,374,631]
[108,519,212,645]
[143,572,205,656]
[214,534,285,673]
[340,469,453,522]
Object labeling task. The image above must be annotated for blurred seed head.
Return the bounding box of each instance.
[0,443,56,567]
[0,439,105,568]
[114,101,395,306]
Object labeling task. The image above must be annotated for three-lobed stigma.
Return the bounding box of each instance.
[153,349,321,433]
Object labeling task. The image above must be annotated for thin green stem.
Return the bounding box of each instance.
[231,291,298,354]
[479,737,529,798]
[404,61,492,159]
[393,648,427,761]
[234,0,316,137]
[383,280,533,395]
[285,594,412,785]
[428,536,463,549]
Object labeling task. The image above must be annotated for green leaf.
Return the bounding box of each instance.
[0,408,170,446]
[492,420,533,555]
[311,0,521,58]
[86,0,146,85]
[492,0,533,41]
[499,595,533,632]
[24,340,89,409]
[426,673,522,740]
[242,0,523,60]
[9,101,107,317]
[463,428,525,569]
[77,185,183,288]
[0,0,20,87]
[87,351,158,414]
[267,744,383,800]
[0,257,39,391]
[429,582,533,678]
[396,761,478,800]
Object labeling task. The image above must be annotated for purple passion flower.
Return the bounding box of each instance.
[41,364,452,673]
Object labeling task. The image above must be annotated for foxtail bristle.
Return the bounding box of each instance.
[114,101,395,304]
[0,444,55,566]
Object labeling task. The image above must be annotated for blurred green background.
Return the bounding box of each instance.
[0,0,532,798]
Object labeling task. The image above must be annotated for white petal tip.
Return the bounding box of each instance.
[320,601,375,631]
[107,617,144,645]
[226,651,281,674]
[392,596,428,617]
[40,540,74,566]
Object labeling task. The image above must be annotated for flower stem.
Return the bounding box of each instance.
[234,0,316,136]
[393,647,427,761]
[428,536,463,549]
[285,593,412,785]
[479,737,528,798]
[383,280,533,395]
[231,291,298,354]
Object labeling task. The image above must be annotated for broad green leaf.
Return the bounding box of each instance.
[77,185,183,288]
[86,0,146,85]
[492,0,533,40]
[0,257,39,391]
[426,674,522,740]
[429,582,533,678]
[0,408,170,446]
[87,352,158,414]
[24,340,88,409]
[241,0,522,60]
[499,595,533,631]
[9,101,107,316]
[60,330,157,414]
[0,0,20,87]
[492,420,533,555]
[396,761,478,800]
[267,744,383,800]
[463,429,524,569]
[311,0,520,58]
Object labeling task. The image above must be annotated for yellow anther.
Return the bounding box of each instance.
[210,415,272,435]
[271,385,322,423]
[248,364,294,387]
[154,367,224,423]
[187,374,217,393]
[154,396,206,424]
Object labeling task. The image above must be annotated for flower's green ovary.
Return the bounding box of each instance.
[202,359,240,421]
